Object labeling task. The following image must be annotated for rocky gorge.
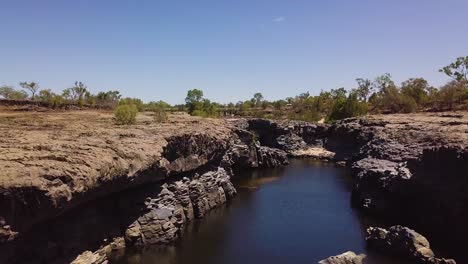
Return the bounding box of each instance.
[0,110,466,263]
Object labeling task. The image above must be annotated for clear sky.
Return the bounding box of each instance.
[1,0,468,104]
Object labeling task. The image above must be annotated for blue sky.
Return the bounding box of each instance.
[1,0,467,104]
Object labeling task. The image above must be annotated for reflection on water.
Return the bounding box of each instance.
[112,159,407,264]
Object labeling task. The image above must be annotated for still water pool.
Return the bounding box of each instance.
[112,159,403,264]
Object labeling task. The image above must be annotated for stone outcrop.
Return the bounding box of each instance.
[0,112,289,263]
[1,109,467,263]
[256,146,289,167]
[243,118,333,159]
[71,237,125,264]
[341,114,467,261]
[318,251,366,264]
[366,226,456,264]
[124,168,236,248]
[350,157,412,212]
[247,114,466,262]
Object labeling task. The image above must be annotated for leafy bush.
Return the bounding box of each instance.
[328,93,368,121]
[399,95,418,113]
[114,104,138,125]
[401,78,430,105]
[438,81,467,110]
[119,98,144,112]
[0,85,28,100]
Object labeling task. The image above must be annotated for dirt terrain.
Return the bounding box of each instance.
[0,110,231,190]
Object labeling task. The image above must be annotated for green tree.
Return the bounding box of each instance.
[438,81,466,110]
[0,85,28,100]
[355,78,372,101]
[146,100,171,112]
[439,56,468,82]
[273,100,287,110]
[96,90,121,108]
[400,78,430,106]
[185,89,204,114]
[38,89,55,104]
[328,91,368,121]
[253,92,264,107]
[19,81,40,99]
[0,85,15,99]
[38,89,64,108]
[330,87,347,100]
[72,81,88,105]
[62,88,72,101]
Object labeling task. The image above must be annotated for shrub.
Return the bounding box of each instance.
[328,93,367,121]
[52,95,64,108]
[153,107,168,123]
[438,81,467,110]
[119,98,144,112]
[0,85,28,100]
[114,104,138,125]
[299,111,321,122]
[399,95,418,113]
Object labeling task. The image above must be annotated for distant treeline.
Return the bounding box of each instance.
[181,56,468,121]
[1,56,467,122]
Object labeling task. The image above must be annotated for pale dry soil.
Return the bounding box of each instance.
[0,110,232,204]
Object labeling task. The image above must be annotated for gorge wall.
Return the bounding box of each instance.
[0,111,466,263]
[0,113,289,264]
[244,113,467,262]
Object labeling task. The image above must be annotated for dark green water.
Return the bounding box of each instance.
[112,159,404,264]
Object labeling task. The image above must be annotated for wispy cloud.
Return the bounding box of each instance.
[273,17,285,23]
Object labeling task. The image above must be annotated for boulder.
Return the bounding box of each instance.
[366,225,456,264]
[71,237,125,264]
[318,251,366,264]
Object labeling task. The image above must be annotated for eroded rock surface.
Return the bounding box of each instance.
[0,112,287,263]
[124,167,236,248]
[318,251,366,264]
[71,237,125,264]
[1,110,467,263]
[247,113,467,262]
[366,226,456,264]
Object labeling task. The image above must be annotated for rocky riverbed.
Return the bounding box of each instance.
[0,109,466,263]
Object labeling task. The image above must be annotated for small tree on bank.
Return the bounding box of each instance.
[19,81,40,99]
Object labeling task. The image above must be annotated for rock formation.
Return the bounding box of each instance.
[0,110,467,263]
[366,226,456,264]
[0,112,289,263]
[247,113,466,263]
[124,168,236,248]
[318,251,366,264]
[71,237,125,264]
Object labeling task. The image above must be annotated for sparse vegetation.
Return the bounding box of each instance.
[153,106,168,123]
[0,85,28,99]
[146,100,170,123]
[119,98,144,112]
[114,104,138,125]
[19,82,40,99]
[1,56,467,121]
[185,89,218,117]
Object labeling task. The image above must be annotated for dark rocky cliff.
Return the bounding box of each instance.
[0,111,466,264]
